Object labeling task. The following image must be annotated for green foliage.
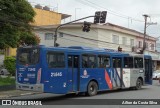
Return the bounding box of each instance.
[0,0,39,49]
[19,32,40,46]
[0,77,15,86]
[3,56,16,76]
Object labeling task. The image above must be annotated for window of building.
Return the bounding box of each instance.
[124,57,133,68]
[82,54,96,68]
[122,37,127,45]
[138,41,142,48]
[134,57,143,68]
[45,33,53,40]
[47,52,65,68]
[151,43,154,50]
[98,55,110,68]
[130,39,134,47]
[112,35,119,44]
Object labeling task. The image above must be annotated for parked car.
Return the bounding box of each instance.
[152,70,160,80]
[0,68,10,76]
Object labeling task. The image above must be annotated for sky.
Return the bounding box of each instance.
[28,0,160,38]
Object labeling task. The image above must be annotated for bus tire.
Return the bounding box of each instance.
[135,78,142,90]
[86,81,98,96]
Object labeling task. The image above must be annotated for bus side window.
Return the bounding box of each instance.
[134,57,143,68]
[112,58,121,68]
[113,58,116,68]
[82,54,96,68]
[104,57,110,67]
[82,55,88,68]
[88,56,96,68]
[98,56,103,68]
[98,55,110,68]
[47,52,65,68]
[124,57,133,68]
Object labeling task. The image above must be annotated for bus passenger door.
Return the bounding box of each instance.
[112,57,123,89]
[145,59,152,84]
[67,55,80,92]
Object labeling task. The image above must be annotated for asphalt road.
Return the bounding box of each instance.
[1,80,159,108]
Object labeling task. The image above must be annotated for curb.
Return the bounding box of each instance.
[0,91,41,99]
[0,85,16,91]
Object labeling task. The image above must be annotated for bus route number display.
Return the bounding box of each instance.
[51,72,62,77]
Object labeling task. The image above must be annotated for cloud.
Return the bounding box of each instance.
[28,0,160,37]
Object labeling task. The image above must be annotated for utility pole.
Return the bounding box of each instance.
[142,14,149,54]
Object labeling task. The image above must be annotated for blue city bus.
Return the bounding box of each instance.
[16,45,152,96]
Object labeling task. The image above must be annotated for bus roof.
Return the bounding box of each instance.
[43,46,129,56]
[20,45,151,58]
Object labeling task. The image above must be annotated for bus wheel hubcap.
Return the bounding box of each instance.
[90,86,94,92]
[137,80,141,89]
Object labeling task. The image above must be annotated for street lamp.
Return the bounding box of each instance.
[75,8,81,20]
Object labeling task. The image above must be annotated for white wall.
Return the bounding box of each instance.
[97,29,136,51]
[58,28,99,48]
[35,27,136,51]
[35,31,55,46]
[35,28,99,48]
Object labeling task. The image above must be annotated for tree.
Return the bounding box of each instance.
[0,0,40,49]
[19,32,41,46]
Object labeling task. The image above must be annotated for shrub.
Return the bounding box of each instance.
[3,56,16,76]
[0,77,15,86]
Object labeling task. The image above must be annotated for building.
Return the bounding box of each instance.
[34,22,160,70]
[32,4,71,26]
[5,4,71,57]
[34,23,156,51]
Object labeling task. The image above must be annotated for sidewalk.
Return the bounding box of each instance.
[153,80,160,86]
[0,90,41,99]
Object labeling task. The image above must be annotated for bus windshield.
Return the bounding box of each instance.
[17,48,40,65]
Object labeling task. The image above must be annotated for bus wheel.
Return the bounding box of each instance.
[86,81,98,96]
[135,78,142,90]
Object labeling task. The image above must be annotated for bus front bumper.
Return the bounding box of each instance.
[16,83,44,92]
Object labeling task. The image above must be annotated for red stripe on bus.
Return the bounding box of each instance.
[105,69,113,90]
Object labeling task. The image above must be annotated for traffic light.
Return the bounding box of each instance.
[100,11,107,23]
[118,46,122,52]
[94,11,107,24]
[94,11,101,24]
[82,21,91,32]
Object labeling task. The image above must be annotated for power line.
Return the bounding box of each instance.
[75,0,144,23]
[0,17,154,46]
[59,30,132,47]
[35,24,157,48]
[0,17,158,50]
[56,30,160,49]
[59,28,153,47]
[10,24,159,50]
